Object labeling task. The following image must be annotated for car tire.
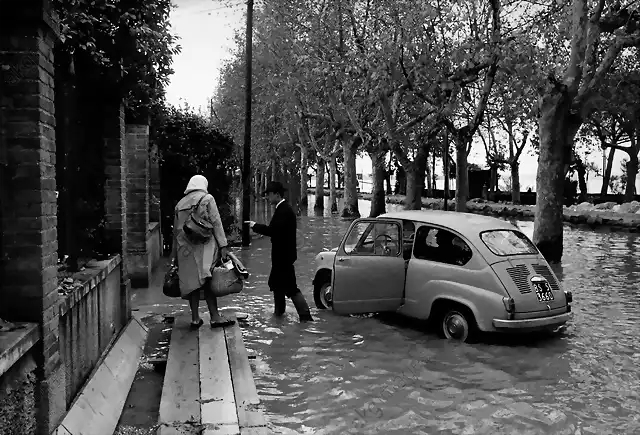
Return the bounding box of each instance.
[314,281,333,309]
[438,305,477,343]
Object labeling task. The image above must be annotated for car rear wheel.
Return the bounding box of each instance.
[314,281,333,309]
[437,305,477,343]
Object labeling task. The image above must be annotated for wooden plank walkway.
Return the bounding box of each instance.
[157,314,268,435]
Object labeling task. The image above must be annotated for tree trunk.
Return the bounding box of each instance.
[300,146,308,208]
[511,162,521,204]
[404,146,428,210]
[454,137,469,212]
[624,154,638,202]
[533,92,579,263]
[432,152,437,196]
[253,169,260,197]
[385,154,393,194]
[325,162,330,190]
[425,155,433,196]
[329,154,338,213]
[315,160,325,209]
[290,163,301,212]
[489,166,497,201]
[600,147,615,196]
[369,150,386,217]
[271,159,278,181]
[575,158,588,203]
[395,165,406,195]
[341,139,360,217]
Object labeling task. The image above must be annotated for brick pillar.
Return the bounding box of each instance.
[125,124,150,287]
[0,0,66,432]
[149,142,161,223]
[102,100,131,320]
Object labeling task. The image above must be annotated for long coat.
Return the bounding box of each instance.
[173,190,228,298]
[252,200,298,290]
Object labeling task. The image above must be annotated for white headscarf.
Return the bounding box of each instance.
[184,174,208,194]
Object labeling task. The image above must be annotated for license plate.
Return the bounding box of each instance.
[533,281,554,302]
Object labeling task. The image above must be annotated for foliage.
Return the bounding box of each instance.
[151,105,236,233]
[211,0,640,206]
[52,0,181,115]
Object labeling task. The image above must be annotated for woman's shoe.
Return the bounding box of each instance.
[190,319,204,329]
[210,318,235,328]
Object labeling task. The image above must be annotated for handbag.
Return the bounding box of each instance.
[182,194,212,244]
[163,264,181,298]
[210,254,247,297]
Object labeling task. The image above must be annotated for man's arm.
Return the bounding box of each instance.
[251,222,271,237]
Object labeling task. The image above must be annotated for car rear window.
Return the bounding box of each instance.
[480,230,538,256]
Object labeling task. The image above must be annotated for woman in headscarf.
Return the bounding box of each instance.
[170,174,235,328]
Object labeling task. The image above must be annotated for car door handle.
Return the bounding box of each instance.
[338,258,348,262]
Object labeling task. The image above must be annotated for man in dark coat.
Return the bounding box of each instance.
[246,181,314,322]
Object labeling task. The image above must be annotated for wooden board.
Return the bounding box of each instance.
[199,323,238,426]
[240,427,270,435]
[56,315,148,435]
[224,318,267,430]
[158,316,201,426]
[201,423,241,435]
[157,424,200,435]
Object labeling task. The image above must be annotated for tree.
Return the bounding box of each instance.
[532,0,640,262]
[482,36,541,203]
[53,0,180,115]
[151,106,236,242]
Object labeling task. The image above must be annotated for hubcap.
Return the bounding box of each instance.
[443,312,468,341]
[322,285,333,306]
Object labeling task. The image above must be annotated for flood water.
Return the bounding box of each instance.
[223,195,640,434]
[122,195,640,435]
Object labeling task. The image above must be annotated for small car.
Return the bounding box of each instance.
[312,210,573,342]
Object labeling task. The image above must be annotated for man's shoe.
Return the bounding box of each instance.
[299,312,314,322]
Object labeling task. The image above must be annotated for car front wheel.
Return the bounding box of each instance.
[314,281,333,309]
[439,307,477,342]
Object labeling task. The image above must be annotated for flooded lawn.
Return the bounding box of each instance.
[125,195,640,435]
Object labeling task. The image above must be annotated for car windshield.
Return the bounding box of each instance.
[480,230,538,256]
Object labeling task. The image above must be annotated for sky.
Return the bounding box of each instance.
[165,0,638,195]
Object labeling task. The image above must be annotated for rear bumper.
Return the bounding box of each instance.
[492,312,571,330]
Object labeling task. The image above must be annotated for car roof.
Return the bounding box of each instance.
[378,210,517,234]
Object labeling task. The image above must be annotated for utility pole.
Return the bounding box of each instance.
[242,0,254,247]
[443,129,450,211]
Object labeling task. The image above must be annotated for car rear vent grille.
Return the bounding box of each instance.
[507,264,531,294]
[532,264,560,292]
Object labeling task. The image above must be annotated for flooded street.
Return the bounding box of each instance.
[131,195,640,435]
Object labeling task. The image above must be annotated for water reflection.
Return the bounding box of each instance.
[227,195,640,434]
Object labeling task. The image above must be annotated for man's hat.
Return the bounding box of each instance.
[263,181,286,196]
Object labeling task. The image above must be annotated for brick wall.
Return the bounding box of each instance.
[102,101,131,322]
[0,0,66,432]
[149,142,161,223]
[125,124,150,287]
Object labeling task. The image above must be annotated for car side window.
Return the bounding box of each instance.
[402,220,416,260]
[412,226,472,266]
[344,221,401,256]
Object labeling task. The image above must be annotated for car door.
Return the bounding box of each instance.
[332,218,406,315]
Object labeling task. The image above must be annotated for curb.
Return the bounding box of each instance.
[53,313,149,435]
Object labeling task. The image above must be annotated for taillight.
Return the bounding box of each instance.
[564,291,572,304]
[502,297,515,320]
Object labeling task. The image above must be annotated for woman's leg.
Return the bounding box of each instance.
[203,286,235,326]
[189,290,201,324]
[203,288,223,322]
